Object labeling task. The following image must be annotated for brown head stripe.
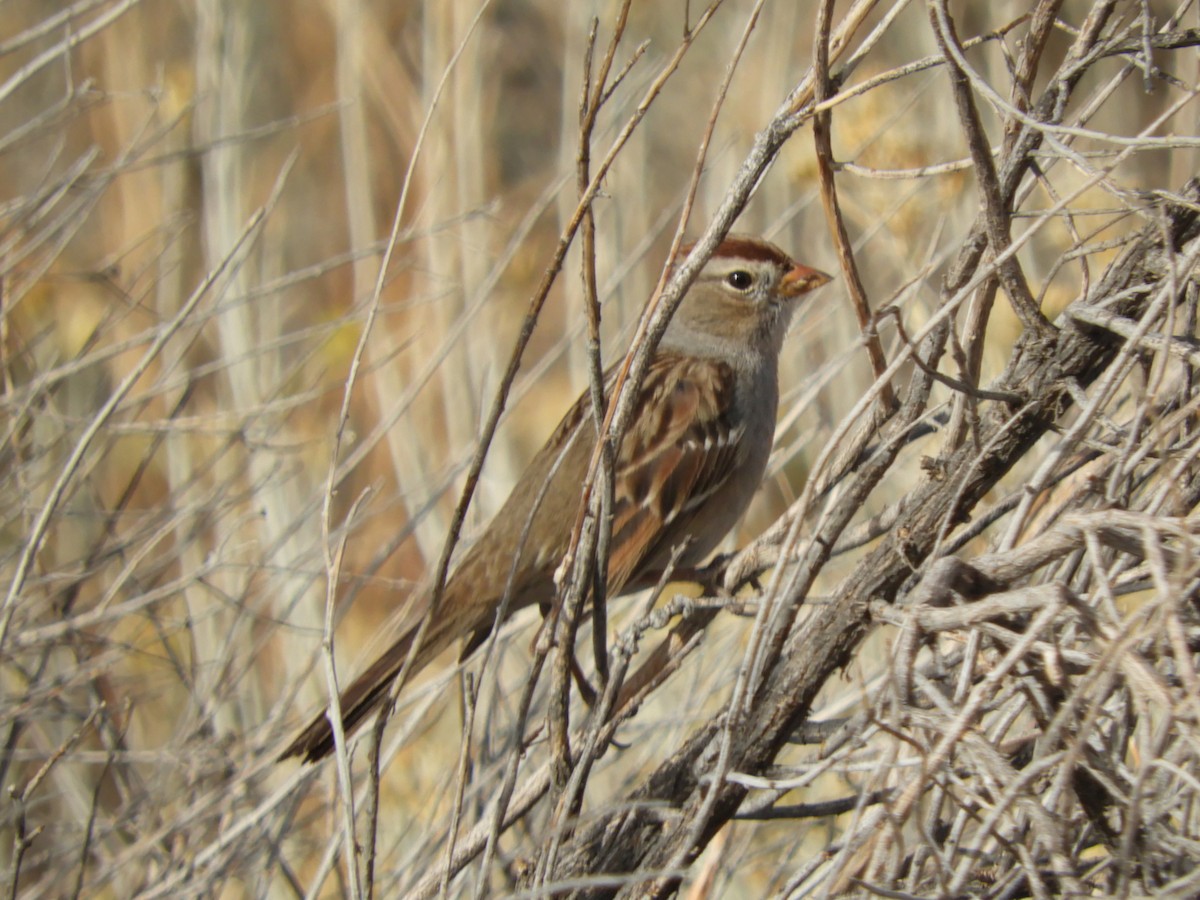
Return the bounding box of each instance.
[678,234,796,270]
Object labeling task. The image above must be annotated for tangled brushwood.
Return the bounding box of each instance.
[3,1,1200,897]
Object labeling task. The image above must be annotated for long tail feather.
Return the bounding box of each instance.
[278,615,462,763]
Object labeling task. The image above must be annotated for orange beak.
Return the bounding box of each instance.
[780,262,833,297]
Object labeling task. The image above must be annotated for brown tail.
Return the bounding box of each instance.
[278,614,466,763]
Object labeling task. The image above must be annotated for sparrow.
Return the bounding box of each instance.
[281,235,831,762]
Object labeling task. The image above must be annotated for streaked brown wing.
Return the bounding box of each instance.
[604,355,740,592]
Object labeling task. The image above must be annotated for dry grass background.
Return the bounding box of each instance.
[2,0,1200,897]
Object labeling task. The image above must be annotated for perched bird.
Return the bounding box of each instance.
[281,235,831,762]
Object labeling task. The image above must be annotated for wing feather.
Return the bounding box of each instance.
[605,355,740,592]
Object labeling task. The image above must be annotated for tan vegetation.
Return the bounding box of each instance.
[2,0,1199,896]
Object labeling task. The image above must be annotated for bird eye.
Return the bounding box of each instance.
[726,270,754,291]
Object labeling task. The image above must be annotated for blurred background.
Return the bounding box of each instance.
[2,0,1196,896]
